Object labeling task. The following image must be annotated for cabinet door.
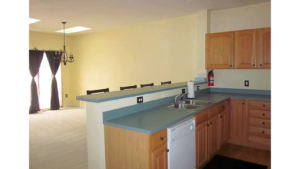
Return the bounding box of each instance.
[230,100,248,141]
[196,121,208,168]
[257,28,271,69]
[225,101,230,141]
[234,29,257,69]
[219,111,226,147]
[208,115,219,158]
[206,32,234,69]
[151,143,168,169]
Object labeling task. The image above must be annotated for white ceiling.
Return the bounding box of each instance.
[29,0,270,35]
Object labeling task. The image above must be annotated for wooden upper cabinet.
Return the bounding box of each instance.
[234,29,257,69]
[257,28,271,69]
[206,32,234,69]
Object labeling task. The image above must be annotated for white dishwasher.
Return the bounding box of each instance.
[167,116,196,169]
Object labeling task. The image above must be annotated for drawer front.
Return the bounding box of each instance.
[249,118,271,129]
[249,136,271,145]
[249,127,271,139]
[194,110,208,125]
[150,129,167,149]
[219,102,226,113]
[249,109,271,119]
[208,106,219,118]
[249,101,271,110]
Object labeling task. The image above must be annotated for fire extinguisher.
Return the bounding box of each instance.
[208,70,214,86]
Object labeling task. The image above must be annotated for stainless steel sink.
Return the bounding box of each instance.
[180,99,211,106]
[165,103,203,110]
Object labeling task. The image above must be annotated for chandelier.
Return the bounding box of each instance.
[59,22,74,65]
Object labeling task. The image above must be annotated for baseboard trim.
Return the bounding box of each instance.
[227,139,270,151]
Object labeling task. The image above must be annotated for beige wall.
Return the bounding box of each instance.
[209,2,271,90]
[29,31,77,106]
[72,14,199,106]
[29,2,271,107]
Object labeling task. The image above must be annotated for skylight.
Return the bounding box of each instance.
[56,26,91,34]
[29,18,40,24]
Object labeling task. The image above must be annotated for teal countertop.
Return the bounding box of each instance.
[104,93,270,134]
[76,81,205,103]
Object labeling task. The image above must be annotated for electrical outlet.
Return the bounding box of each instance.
[197,86,200,91]
[182,88,185,94]
[137,96,143,103]
[65,94,68,98]
[244,80,249,87]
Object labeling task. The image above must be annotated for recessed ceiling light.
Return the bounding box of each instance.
[29,18,40,24]
[56,26,91,34]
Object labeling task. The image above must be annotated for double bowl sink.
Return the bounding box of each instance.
[164,99,212,110]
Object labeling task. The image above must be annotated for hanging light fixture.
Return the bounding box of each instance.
[59,22,74,65]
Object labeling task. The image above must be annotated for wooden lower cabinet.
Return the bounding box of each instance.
[230,99,248,141]
[151,143,168,169]
[228,100,271,151]
[104,125,168,169]
[219,110,229,147]
[196,121,208,168]
[208,115,219,158]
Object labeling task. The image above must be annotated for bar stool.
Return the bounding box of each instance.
[86,88,109,95]
[141,83,154,88]
[161,81,171,85]
[120,85,137,90]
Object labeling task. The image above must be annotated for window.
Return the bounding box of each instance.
[37,53,62,110]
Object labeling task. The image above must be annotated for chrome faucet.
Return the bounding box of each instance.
[175,93,188,102]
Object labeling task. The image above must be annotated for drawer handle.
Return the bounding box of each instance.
[263,105,266,107]
[262,113,265,116]
[160,137,164,141]
[262,122,265,125]
[220,116,223,118]
[243,103,245,105]
[222,106,225,108]
[262,131,265,134]
[210,122,212,125]
[207,124,209,126]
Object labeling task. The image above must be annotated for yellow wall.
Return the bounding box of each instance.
[29,31,77,106]
[72,14,199,106]
[209,2,271,90]
[29,2,271,107]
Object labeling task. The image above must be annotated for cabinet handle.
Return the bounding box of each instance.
[166,149,169,152]
[260,64,262,66]
[263,105,265,107]
[252,64,255,67]
[262,131,265,134]
[222,106,225,108]
[262,113,265,116]
[210,122,212,125]
[262,122,265,125]
[242,103,245,105]
[160,137,164,141]
[207,124,209,126]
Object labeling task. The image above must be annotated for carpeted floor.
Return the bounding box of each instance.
[29,108,88,169]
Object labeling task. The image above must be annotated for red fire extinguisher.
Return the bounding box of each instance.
[208,70,214,86]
